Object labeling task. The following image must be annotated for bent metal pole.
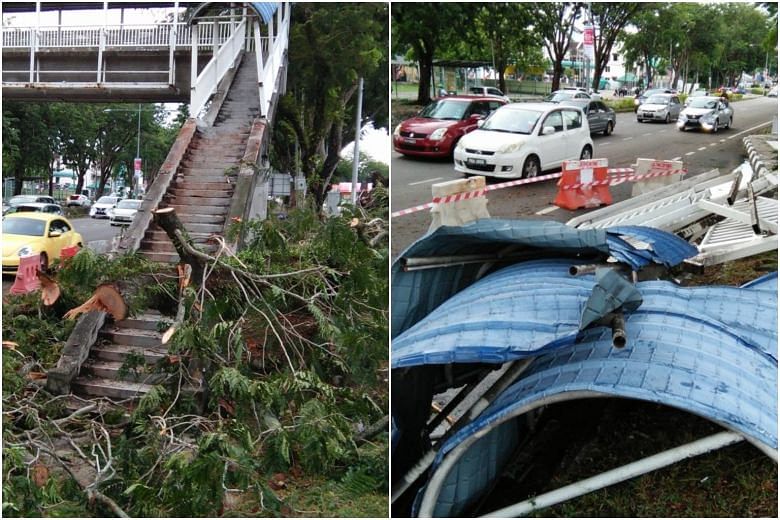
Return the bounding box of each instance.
[480,431,744,518]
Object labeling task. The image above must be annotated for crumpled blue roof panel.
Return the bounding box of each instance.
[392,219,697,339]
[420,308,778,516]
[392,259,777,368]
[741,271,777,292]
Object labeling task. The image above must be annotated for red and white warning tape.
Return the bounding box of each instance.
[560,168,687,189]
[390,166,685,218]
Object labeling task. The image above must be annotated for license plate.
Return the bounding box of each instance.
[404,138,417,144]
[466,158,486,165]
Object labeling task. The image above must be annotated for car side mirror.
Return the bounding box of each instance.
[542,126,556,136]
[476,119,485,128]
[49,230,62,238]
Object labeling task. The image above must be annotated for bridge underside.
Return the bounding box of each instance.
[2,49,212,102]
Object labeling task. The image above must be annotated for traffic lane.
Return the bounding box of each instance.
[391,96,775,213]
[391,97,775,257]
[2,216,122,295]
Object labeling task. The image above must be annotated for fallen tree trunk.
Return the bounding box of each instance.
[152,207,207,284]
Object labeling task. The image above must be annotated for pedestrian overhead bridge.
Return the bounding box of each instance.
[2,1,289,119]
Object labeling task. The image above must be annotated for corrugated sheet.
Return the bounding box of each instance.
[407,269,777,517]
[250,2,279,24]
[392,219,697,339]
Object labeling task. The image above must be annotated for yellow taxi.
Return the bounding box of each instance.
[2,212,83,273]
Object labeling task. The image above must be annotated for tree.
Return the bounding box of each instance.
[589,3,644,92]
[392,3,471,104]
[620,4,670,88]
[533,3,583,92]
[272,3,387,210]
[2,103,55,195]
[465,3,536,93]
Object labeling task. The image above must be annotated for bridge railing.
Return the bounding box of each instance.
[2,22,244,50]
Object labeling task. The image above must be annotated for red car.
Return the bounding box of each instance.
[393,96,507,158]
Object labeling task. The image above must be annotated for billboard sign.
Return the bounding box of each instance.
[583,26,595,60]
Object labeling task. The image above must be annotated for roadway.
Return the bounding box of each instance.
[390,95,777,258]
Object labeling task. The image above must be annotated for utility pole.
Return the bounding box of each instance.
[351,77,364,205]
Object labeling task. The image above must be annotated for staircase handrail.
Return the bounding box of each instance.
[114,118,198,255]
[190,19,247,119]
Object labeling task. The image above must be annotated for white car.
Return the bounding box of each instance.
[468,86,511,103]
[454,103,594,179]
[108,198,142,226]
[677,96,733,132]
[89,196,122,219]
[66,194,92,207]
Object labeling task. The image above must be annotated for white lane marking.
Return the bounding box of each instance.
[685,151,696,156]
[601,141,613,146]
[672,157,682,161]
[698,146,707,151]
[623,137,633,141]
[719,138,726,142]
[535,205,559,216]
[710,142,718,146]
[728,121,773,139]
[642,132,653,136]
[408,177,443,186]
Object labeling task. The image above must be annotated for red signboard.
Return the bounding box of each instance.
[583,26,594,45]
[134,157,142,174]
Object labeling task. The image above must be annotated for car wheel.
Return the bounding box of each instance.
[664,113,670,123]
[580,145,593,160]
[521,155,540,179]
[712,119,719,133]
[603,121,613,136]
[637,118,643,123]
[39,253,48,273]
[725,117,732,129]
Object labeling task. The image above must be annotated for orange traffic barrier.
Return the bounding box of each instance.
[60,245,80,260]
[554,158,612,210]
[10,254,41,295]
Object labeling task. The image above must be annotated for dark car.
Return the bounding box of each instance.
[393,96,507,158]
[561,99,616,135]
[633,88,675,112]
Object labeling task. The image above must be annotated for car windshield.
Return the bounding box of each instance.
[482,108,541,134]
[544,92,573,102]
[97,196,118,204]
[688,98,718,109]
[646,95,669,104]
[117,199,142,209]
[3,217,46,237]
[418,100,469,120]
[468,87,483,95]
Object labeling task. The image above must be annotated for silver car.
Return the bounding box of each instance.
[562,99,617,135]
[637,93,682,123]
[677,96,733,132]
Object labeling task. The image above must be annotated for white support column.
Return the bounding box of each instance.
[268,13,275,78]
[254,19,265,116]
[212,18,219,84]
[97,1,108,82]
[243,6,249,50]
[191,22,199,105]
[168,0,179,85]
[30,1,40,83]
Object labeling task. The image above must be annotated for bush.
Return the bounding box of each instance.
[605,98,637,112]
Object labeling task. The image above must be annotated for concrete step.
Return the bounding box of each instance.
[144,230,216,242]
[177,167,239,177]
[91,343,168,363]
[173,213,226,224]
[115,312,168,331]
[165,196,231,207]
[140,251,181,264]
[100,328,163,348]
[141,240,219,254]
[72,376,156,400]
[168,206,230,219]
[169,188,233,198]
[82,360,168,384]
[174,181,239,191]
